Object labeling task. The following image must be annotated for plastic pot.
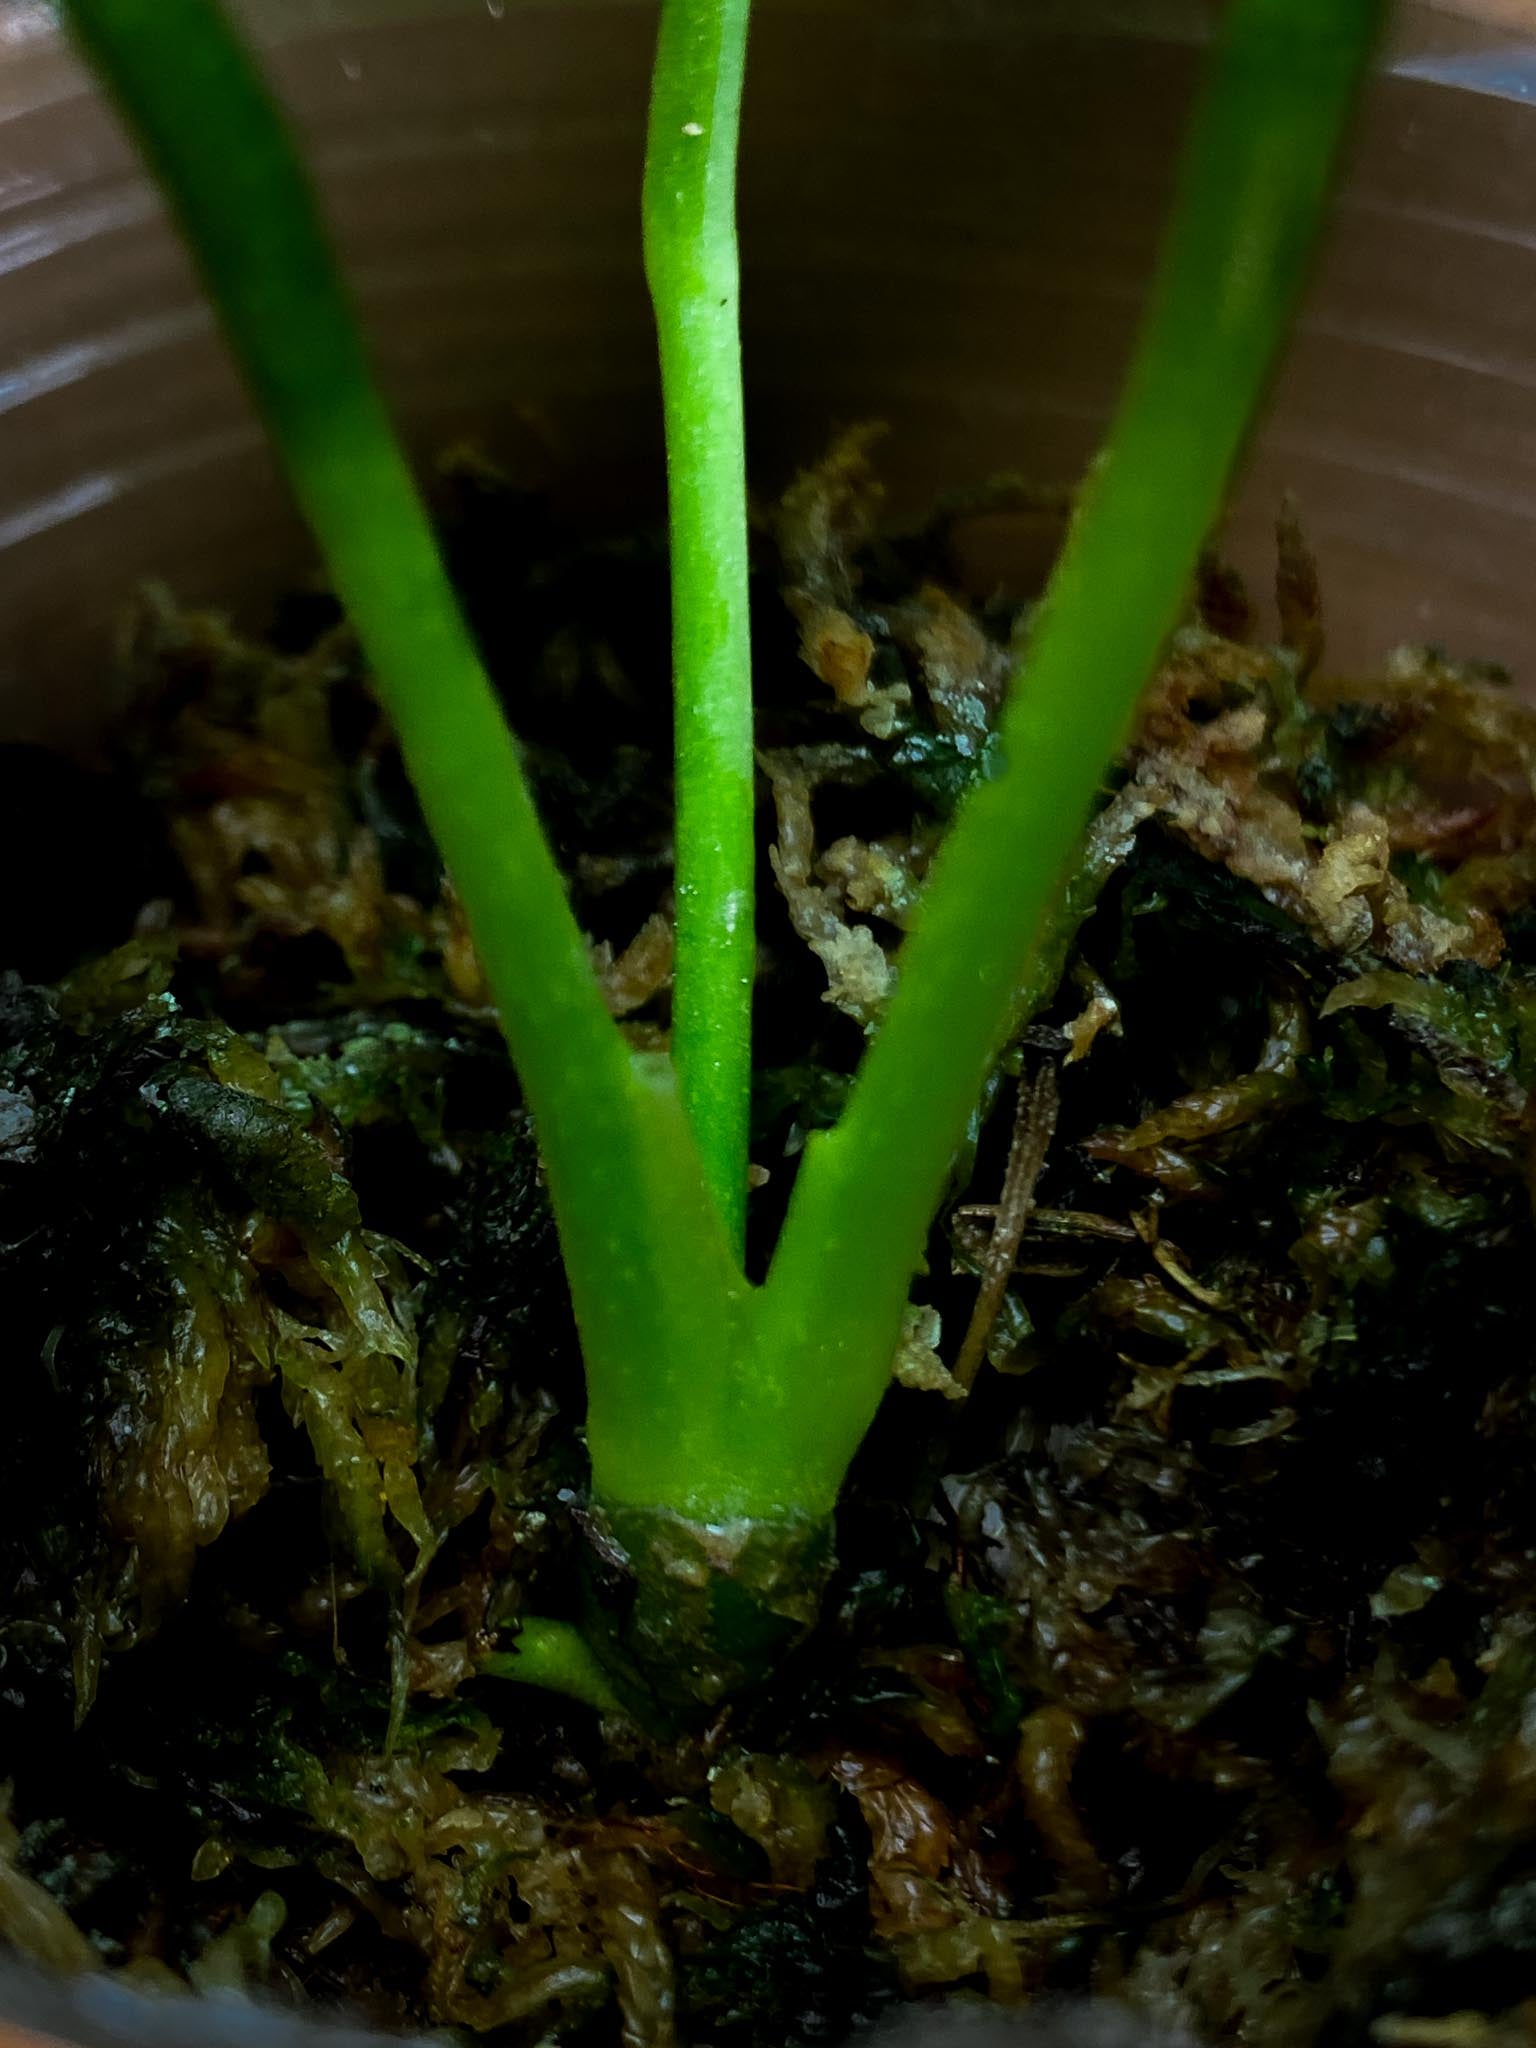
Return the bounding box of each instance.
[0,0,1531,2039]
[1,0,1535,753]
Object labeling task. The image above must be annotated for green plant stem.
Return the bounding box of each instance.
[60,0,751,1507]
[644,0,756,1258]
[479,1620,625,1716]
[755,0,1386,1508]
[63,0,1386,1575]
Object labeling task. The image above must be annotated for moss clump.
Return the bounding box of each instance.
[7,445,1536,2044]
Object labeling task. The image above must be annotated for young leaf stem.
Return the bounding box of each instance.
[644,0,757,1258]
[754,0,1387,1503]
[59,0,751,1514]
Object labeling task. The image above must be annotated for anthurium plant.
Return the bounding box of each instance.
[59,0,1384,1709]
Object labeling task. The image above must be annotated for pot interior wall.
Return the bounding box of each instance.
[0,0,1532,748]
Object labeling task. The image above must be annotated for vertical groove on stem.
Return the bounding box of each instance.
[644,0,756,1260]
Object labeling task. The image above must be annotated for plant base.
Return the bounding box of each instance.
[584,1502,834,1712]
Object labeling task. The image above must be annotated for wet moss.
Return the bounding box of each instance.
[8,450,1536,2042]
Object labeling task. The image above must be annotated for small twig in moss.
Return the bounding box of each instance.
[953,1064,1060,1394]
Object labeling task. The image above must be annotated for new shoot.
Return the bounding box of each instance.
[62,0,1385,1707]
